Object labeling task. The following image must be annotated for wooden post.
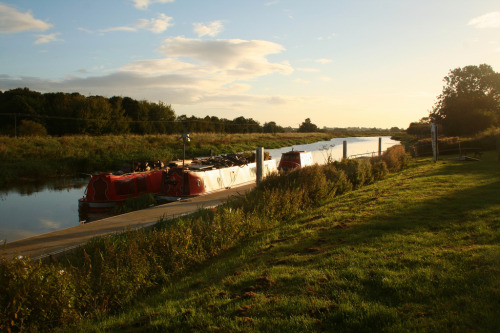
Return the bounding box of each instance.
[256,147,264,185]
[431,123,438,162]
[378,137,382,156]
[497,137,500,161]
[343,140,347,159]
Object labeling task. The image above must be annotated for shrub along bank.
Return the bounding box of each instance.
[0,146,409,332]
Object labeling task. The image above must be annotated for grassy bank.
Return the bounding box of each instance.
[74,152,499,332]
[0,132,335,186]
[2,146,499,331]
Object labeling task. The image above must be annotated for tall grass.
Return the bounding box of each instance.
[0,146,408,332]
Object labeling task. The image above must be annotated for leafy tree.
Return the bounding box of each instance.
[263,121,284,133]
[431,64,500,136]
[298,118,319,132]
[406,117,432,136]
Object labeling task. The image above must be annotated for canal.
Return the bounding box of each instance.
[0,136,399,243]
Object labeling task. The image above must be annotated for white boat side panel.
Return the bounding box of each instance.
[195,160,277,193]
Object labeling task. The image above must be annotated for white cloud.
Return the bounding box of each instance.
[0,37,295,118]
[294,78,310,84]
[136,13,173,33]
[99,26,137,33]
[316,58,332,64]
[34,32,62,44]
[132,0,175,10]
[39,219,61,230]
[0,3,52,33]
[468,12,500,29]
[297,67,320,72]
[98,13,173,34]
[157,37,293,72]
[193,20,224,37]
[317,33,337,41]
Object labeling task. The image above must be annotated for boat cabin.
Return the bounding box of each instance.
[278,150,313,171]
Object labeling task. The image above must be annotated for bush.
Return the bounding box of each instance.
[381,145,409,172]
[0,258,78,332]
[18,120,48,137]
[332,158,373,189]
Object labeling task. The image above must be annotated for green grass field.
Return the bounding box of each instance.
[69,153,500,332]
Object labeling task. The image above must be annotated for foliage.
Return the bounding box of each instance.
[17,120,48,137]
[409,127,500,157]
[0,147,409,331]
[298,118,320,133]
[0,88,295,136]
[0,258,78,332]
[406,117,431,137]
[430,64,500,136]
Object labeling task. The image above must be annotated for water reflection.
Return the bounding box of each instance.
[0,178,89,243]
[0,177,88,198]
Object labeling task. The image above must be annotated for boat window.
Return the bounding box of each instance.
[197,179,201,186]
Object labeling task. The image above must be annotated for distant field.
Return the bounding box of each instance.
[71,152,500,332]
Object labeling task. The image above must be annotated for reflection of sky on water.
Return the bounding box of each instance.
[0,181,88,243]
[0,137,399,243]
[267,136,399,165]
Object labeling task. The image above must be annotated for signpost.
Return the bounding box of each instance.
[431,123,438,162]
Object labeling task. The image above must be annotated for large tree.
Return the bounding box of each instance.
[298,118,319,132]
[431,64,500,136]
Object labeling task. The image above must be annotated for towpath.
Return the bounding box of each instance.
[0,183,255,261]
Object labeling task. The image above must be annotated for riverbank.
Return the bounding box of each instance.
[73,151,499,332]
[0,132,340,186]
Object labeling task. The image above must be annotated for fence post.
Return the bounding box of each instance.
[256,147,264,184]
[378,137,382,156]
[343,140,347,159]
[497,137,500,161]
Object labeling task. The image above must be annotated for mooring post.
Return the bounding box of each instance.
[497,137,500,161]
[256,147,264,185]
[343,140,347,159]
[378,137,382,156]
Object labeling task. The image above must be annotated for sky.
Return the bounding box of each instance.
[1,0,499,129]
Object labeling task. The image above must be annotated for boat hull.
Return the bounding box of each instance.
[158,159,277,201]
[78,170,164,215]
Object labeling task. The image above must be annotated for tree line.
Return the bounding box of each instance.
[407,64,500,137]
[0,88,291,136]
